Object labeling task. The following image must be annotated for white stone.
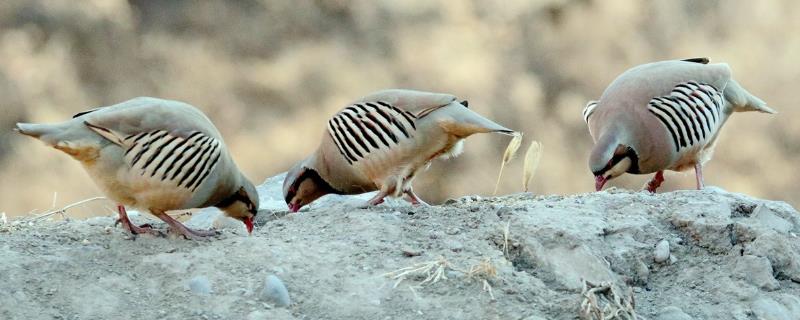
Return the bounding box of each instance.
[654,240,670,263]
[261,275,291,307]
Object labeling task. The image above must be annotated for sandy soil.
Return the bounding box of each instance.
[1,175,799,320]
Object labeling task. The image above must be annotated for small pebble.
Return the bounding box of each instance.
[188,276,212,295]
[402,247,423,257]
[654,240,670,263]
[261,275,291,307]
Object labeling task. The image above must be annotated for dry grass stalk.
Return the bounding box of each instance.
[579,280,638,320]
[466,258,498,300]
[30,196,108,222]
[407,284,420,299]
[384,256,451,288]
[385,256,503,301]
[493,132,523,195]
[522,141,543,192]
[502,221,511,257]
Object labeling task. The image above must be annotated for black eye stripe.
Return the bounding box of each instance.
[594,146,640,176]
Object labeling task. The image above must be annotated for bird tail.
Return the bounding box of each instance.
[16,122,51,139]
[467,114,515,136]
[15,122,72,146]
[724,79,777,114]
[441,102,515,137]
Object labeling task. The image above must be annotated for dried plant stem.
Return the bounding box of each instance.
[384,257,451,288]
[32,196,107,221]
[502,221,511,257]
[579,280,639,320]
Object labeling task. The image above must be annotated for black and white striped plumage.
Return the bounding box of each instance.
[326,101,418,164]
[16,97,259,239]
[118,130,222,192]
[585,58,775,192]
[646,81,724,152]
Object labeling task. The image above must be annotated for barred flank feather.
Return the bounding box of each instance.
[647,81,723,152]
[327,101,418,165]
[120,129,222,192]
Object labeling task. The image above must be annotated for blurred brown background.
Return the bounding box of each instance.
[1,0,798,218]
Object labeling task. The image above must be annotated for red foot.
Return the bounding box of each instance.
[404,190,430,206]
[116,205,161,236]
[154,212,219,241]
[645,171,665,193]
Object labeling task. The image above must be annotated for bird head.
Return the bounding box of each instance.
[283,161,335,213]
[590,131,640,191]
[217,182,259,234]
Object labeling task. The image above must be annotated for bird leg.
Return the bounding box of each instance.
[153,211,219,240]
[694,163,705,190]
[115,205,160,236]
[403,188,430,206]
[645,171,665,193]
[363,190,389,208]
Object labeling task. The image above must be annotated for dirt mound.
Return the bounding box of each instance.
[1,175,799,319]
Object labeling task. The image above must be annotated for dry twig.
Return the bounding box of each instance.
[466,258,499,300]
[579,280,638,320]
[30,196,108,221]
[384,256,451,288]
[502,221,511,257]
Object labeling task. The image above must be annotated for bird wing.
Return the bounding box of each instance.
[74,97,223,140]
[583,58,716,125]
[79,97,228,192]
[353,89,458,118]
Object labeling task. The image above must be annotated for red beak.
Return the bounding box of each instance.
[595,175,608,191]
[244,216,254,234]
[288,203,300,213]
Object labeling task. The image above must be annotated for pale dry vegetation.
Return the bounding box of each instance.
[1,0,798,217]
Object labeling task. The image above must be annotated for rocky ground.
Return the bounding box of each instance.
[1,175,799,320]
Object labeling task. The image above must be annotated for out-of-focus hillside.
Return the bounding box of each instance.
[1,0,798,216]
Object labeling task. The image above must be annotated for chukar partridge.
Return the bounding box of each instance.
[283,89,515,212]
[15,97,259,239]
[584,58,776,192]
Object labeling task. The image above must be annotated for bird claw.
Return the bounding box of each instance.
[115,218,161,238]
[358,199,384,210]
[168,226,220,241]
[404,190,429,206]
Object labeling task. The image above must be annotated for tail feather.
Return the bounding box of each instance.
[15,123,51,139]
[725,79,777,114]
[15,122,71,146]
